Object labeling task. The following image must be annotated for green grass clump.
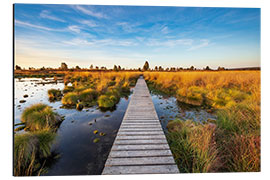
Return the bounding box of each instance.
[79,89,98,106]
[61,92,79,106]
[48,89,62,101]
[21,104,60,131]
[14,131,56,176]
[97,95,118,108]
[167,119,219,173]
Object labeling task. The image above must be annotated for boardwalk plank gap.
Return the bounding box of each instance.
[102,77,179,175]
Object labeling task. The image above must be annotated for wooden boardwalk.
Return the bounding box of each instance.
[102,77,179,175]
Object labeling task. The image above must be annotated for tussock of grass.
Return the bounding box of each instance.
[21,103,60,131]
[61,92,79,106]
[14,131,56,176]
[98,95,117,108]
[167,120,220,173]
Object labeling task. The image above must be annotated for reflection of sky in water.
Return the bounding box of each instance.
[152,94,216,133]
[14,78,65,124]
[14,78,131,175]
[14,78,216,175]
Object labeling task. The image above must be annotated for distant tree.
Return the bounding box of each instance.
[170,67,176,71]
[205,66,211,70]
[190,66,194,71]
[29,67,35,70]
[75,66,81,70]
[217,66,225,71]
[143,61,149,71]
[61,62,68,70]
[40,66,45,71]
[96,66,99,70]
[165,68,169,71]
[113,65,118,71]
[15,65,21,70]
[118,65,121,71]
[90,64,93,69]
[138,68,141,71]
[158,66,163,71]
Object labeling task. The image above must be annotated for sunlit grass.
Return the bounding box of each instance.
[14,131,56,176]
[145,71,260,172]
[21,103,61,131]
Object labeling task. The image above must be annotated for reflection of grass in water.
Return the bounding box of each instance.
[14,131,56,176]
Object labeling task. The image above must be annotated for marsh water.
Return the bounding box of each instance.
[14,78,216,175]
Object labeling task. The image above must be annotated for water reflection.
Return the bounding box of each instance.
[14,78,215,175]
[14,78,131,175]
[151,94,216,133]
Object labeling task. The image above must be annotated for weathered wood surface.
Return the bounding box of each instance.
[102,77,179,175]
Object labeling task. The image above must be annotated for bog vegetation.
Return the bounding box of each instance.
[14,104,62,176]
[144,71,260,172]
[14,68,260,174]
[61,72,140,110]
[14,72,141,176]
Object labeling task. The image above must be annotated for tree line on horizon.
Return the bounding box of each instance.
[15,61,259,72]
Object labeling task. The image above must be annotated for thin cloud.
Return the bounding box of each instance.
[187,39,210,51]
[80,20,98,27]
[68,25,81,33]
[40,10,66,22]
[74,5,108,19]
[116,22,139,33]
[146,38,193,47]
[15,19,60,31]
[161,26,169,34]
[62,38,138,47]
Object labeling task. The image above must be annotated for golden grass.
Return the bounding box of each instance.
[144,71,260,172]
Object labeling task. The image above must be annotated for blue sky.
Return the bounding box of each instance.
[14,4,260,69]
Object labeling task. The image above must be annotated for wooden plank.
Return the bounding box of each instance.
[109,149,173,158]
[115,135,166,140]
[117,131,164,135]
[114,139,167,145]
[105,156,176,166]
[111,144,170,151]
[102,165,179,175]
[119,128,163,131]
